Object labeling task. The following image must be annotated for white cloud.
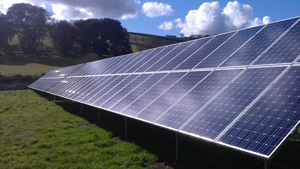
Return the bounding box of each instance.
[0,0,139,20]
[142,2,173,18]
[173,1,271,36]
[159,21,174,30]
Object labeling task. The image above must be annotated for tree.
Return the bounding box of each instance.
[50,20,78,56]
[74,18,132,57]
[74,19,109,56]
[0,12,14,51]
[6,3,50,53]
[99,18,132,56]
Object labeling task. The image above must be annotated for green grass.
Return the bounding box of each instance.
[0,90,157,168]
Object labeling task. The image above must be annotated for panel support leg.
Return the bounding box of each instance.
[80,104,83,115]
[97,109,100,123]
[68,100,71,111]
[176,132,179,161]
[53,95,56,101]
[125,117,128,137]
[264,159,270,169]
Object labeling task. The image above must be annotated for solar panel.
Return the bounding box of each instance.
[195,26,263,69]
[29,16,300,159]
[221,18,299,67]
[218,65,300,157]
[254,21,300,65]
[175,31,236,70]
[158,37,212,71]
[180,67,285,139]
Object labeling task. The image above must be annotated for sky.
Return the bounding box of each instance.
[0,0,299,36]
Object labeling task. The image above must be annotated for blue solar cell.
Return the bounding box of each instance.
[125,47,165,73]
[219,66,300,156]
[221,18,298,67]
[71,76,112,101]
[114,49,154,74]
[29,78,63,92]
[158,38,212,71]
[135,44,178,72]
[42,64,83,78]
[79,76,116,103]
[155,69,241,129]
[254,19,300,65]
[58,77,89,98]
[93,75,140,107]
[110,73,167,113]
[122,72,186,117]
[102,74,151,109]
[175,32,235,70]
[196,26,263,69]
[181,67,285,139]
[146,41,194,72]
[137,71,209,121]
[85,75,128,105]
[102,54,136,74]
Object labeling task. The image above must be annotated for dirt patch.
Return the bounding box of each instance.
[0,75,39,91]
[147,162,173,169]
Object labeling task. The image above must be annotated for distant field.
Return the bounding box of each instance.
[0,52,81,76]
[0,90,157,168]
[0,63,60,76]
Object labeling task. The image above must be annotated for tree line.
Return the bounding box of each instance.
[0,3,132,58]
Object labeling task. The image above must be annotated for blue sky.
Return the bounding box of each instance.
[0,0,299,36]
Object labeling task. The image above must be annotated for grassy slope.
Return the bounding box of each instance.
[1,32,190,76]
[0,90,157,168]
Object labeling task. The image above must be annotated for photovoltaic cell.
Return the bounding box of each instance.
[175,32,235,70]
[221,18,298,67]
[219,66,300,156]
[29,78,63,92]
[71,76,112,101]
[158,37,212,71]
[195,26,263,69]
[181,67,285,139]
[110,73,167,113]
[114,49,154,74]
[86,75,128,105]
[137,71,209,121]
[254,20,300,65]
[146,41,194,72]
[125,47,165,73]
[79,76,116,103]
[101,74,151,109]
[155,69,241,129]
[122,72,185,117]
[135,44,178,72]
[93,75,140,107]
[41,64,82,78]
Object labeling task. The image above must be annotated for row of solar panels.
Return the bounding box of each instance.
[30,64,300,158]
[29,16,300,159]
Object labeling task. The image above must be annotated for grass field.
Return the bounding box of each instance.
[0,90,157,168]
[1,90,300,169]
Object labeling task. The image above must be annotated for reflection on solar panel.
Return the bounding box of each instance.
[29,17,300,159]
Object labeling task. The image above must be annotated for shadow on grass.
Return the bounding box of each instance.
[39,92,300,169]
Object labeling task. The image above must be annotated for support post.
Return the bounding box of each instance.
[68,100,71,111]
[80,104,83,115]
[176,132,179,161]
[125,117,128,136]
[97,109,100,123]
[53,95,56,101]
[264,159,269,169]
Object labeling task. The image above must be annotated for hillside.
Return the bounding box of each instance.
[0,32,192,76]
[129,32,193,52]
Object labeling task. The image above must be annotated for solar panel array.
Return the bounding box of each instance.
[29,17,300,159]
